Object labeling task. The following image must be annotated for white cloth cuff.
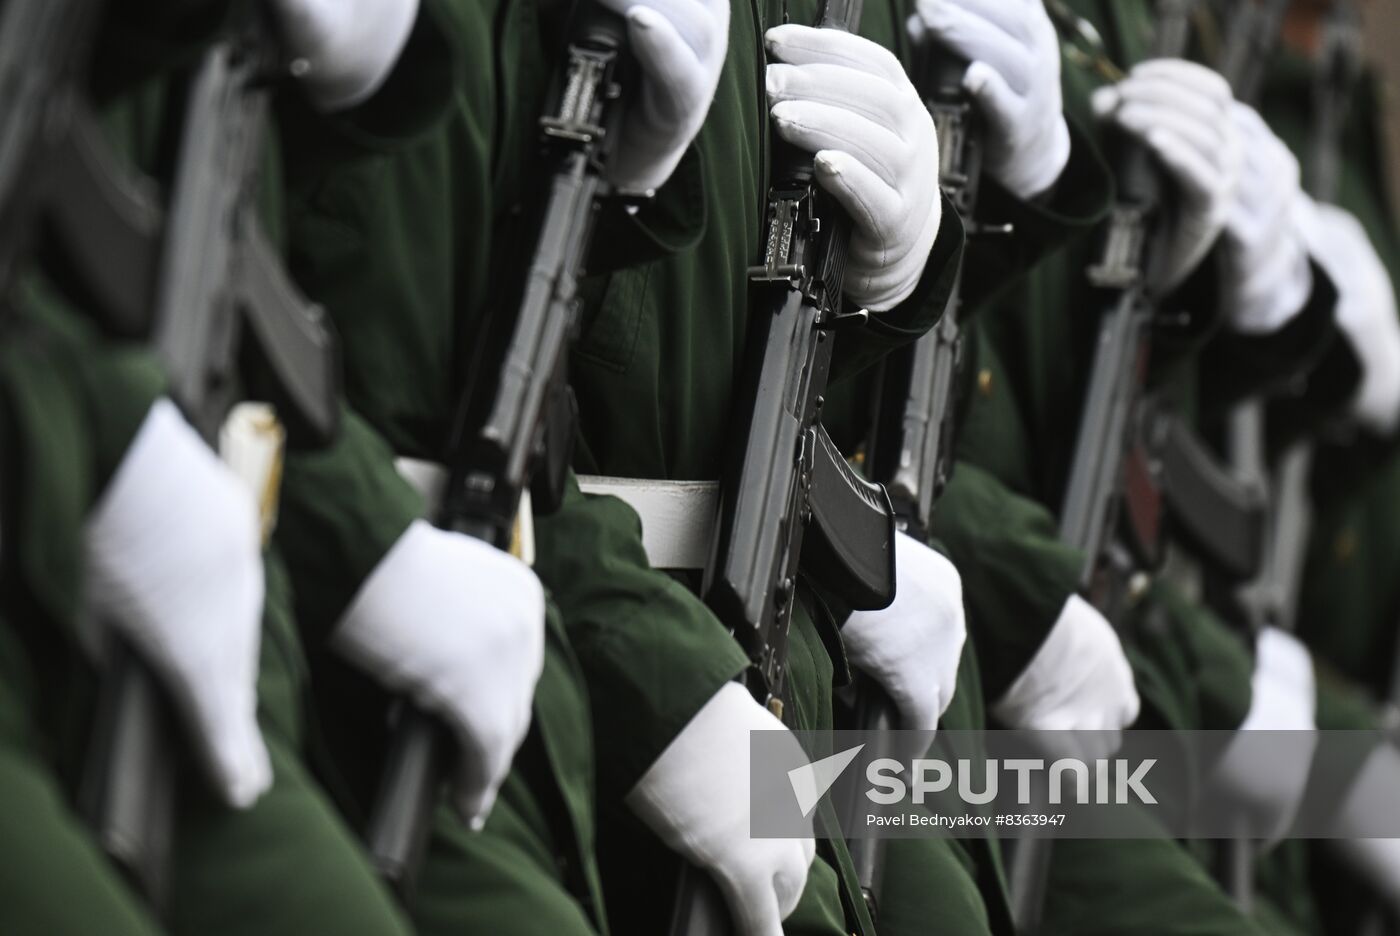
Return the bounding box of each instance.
[626,682,780,834]
[333,519,449,664]
[288,0,421,113]
[1006,114,1071,202]
[993,594,1121,724]
[1226,245,1314,336]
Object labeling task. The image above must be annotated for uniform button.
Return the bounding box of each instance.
[1127,571,1152,606]
[978,369,993,397]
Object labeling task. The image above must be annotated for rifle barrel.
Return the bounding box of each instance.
[364,3,629,900]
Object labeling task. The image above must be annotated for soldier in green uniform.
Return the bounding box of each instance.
[0,1,455,933]
[1269,0,1400,720]
[525,0,980,932]
[273,0,736,933]
[920,0,1352,931]
[1247,2,1400,930]
[276,0,981,932]
[0,289,169,936]
[852,1,1127,931]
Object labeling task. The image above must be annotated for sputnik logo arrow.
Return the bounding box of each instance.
[787,744,865,818]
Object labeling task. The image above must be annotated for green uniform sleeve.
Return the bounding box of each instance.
[2,276,165,631]
[926,316,1082,700]
[1260,61,1400,457]
[532,473,750,794]
[1265,326,1361,456]
[932,461,1082,703]
[16,276,165,493]
[274,405,424,643]
[1197,261,1340,420]
[1302,665,1381,819]
[962,119,1114,311]
[585,146,710,275]
[1124,582,1254,733]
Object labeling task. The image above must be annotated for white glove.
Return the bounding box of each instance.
[1210,628,1317,841]
[1295,198,1400,435]
[1092,59,1243,293]
[766,24,942,312]
[1217,104,1313,335]
[84,399,271,809]
[593,0,729,195]
[843,532,965,743]
[332,519,546,826]
[627,682,816,936]
[270,0,421,112]
[909,0,1070,199]
[1331,745,1400,912]
[992,594,1140,760]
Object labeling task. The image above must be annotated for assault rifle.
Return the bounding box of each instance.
[1205,0,1291,909]
[1007,3,1195,931]
[880,50,981,547]
[363,2,630,901]
[669,0,900,931]
[79,12,340,913]
[845,48,984,918]
[1215,0,1298,637]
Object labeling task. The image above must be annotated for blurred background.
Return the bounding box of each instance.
[1363,0,1400,215]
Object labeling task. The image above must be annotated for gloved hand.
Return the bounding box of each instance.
[270,0,421,112]
[909,0,1070,199]
[1331,745,1400,912]
[1216,103,1313,334]
[1092,59,1243,293]
[843,532,965,742]
[1295,197,1400,435]
[992,594,1139,760]
[594,0,729,195]
[1210,628,1317,841]
[332,519,546,826]
[84,399,271,809]
[766,23,942,312]
[627,682,816,936]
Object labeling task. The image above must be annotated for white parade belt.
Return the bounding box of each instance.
[576,475,719,571]
[391,460,718,571]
